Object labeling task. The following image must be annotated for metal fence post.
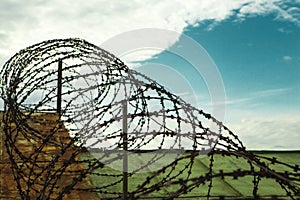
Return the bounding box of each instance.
[122,100,128,200]
[57,60,62,117]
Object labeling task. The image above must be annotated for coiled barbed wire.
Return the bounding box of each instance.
[0,38,299,199]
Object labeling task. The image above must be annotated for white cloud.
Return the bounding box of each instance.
[229,115,300,150]
[0,0,299,150]
[274,4,300,26]
[283,55,293,61]
[277,27,292,33]
[0,0,245,58]
[204,88,290,109]
[0,0,300,65]
[238,0,277,18]
[251,88,290,97]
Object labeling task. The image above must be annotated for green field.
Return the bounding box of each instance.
[80,151,300,199]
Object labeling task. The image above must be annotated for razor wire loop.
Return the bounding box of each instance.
[0,38,299,199]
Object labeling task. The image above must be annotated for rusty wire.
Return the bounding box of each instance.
[0,38,299,199]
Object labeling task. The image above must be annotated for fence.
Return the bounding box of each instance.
[0,38,299,199]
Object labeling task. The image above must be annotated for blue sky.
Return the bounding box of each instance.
[134,7,300,150]
[143,14,300,115]
[187,15,300,110]
[0,0,299,149]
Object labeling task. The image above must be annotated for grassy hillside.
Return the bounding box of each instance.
[80,151,300,199]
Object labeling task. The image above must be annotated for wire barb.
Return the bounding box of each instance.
[0,38,299,199]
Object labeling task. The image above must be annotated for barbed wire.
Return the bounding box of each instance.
[0,38,299,199]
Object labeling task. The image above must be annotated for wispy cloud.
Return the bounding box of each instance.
[277,27,292,33]
[203,88,290,108]
[251,88,290,97]
[203,97,252,107]
[283,55,293,61]
[237,0,300,26]
[229,114,300,150]
[273,3,300,26]
[0,0,300,65]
